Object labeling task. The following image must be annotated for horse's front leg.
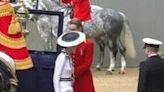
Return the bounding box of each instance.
[107,51,116,74]
[119,56,126,74]
[95,44,105,71]
[118,39,126,74]
[95,49,104,71]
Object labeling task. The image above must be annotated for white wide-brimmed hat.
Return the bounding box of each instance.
[142,38,163,48]
[57,31,86,47]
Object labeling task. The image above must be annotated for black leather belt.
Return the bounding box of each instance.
[60,78,72,81]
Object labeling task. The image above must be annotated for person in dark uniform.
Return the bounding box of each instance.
[137,37,164,92]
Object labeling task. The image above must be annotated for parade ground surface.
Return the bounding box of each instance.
[93,68,138,92]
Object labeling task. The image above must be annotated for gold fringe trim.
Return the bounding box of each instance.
[14,57,33,70]
[0,3,13,17]
[0,31,26,49]
[0,11,12,17]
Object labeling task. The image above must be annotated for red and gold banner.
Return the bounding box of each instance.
[0,2,33,70]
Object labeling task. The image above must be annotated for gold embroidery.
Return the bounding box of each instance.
[0,32,26,49]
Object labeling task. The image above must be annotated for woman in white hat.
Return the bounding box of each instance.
[137,37,164,92]
[53,31,86,92]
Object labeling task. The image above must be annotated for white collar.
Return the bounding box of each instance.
[148,53,158,57]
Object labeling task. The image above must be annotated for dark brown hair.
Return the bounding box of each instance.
[68,18,82,29]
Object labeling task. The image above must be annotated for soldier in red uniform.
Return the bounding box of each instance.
[62,0,91,21]
[0,1,33,70]
[68,18,95,92]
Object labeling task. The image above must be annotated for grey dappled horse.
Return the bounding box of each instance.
[24,0,136,74]
[84,5,136,74]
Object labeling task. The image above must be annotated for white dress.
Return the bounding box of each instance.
[53,49,74,92]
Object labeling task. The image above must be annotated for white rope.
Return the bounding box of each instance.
[0,51,16,76]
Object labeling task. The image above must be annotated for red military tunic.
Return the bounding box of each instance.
[72,38,95,92]
[62,0,91,21]
[0,2,33,70]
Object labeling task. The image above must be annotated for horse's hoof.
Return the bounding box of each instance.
[106,71,113,75]
[118,71,125,74]
[95,67,101,71]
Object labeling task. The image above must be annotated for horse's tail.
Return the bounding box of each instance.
[120,12,136,58]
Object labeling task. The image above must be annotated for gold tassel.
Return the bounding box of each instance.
[8,20,17,34]
[8,18,21,34]
[15,21,21,33]
[8,8,21,35]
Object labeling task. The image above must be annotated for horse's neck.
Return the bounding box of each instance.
[52,0,61,6]
[91,5,103,11]
[39,0,72,17]
[82,5,108,36]
[26,0,62,11]
[37,0,53,10]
